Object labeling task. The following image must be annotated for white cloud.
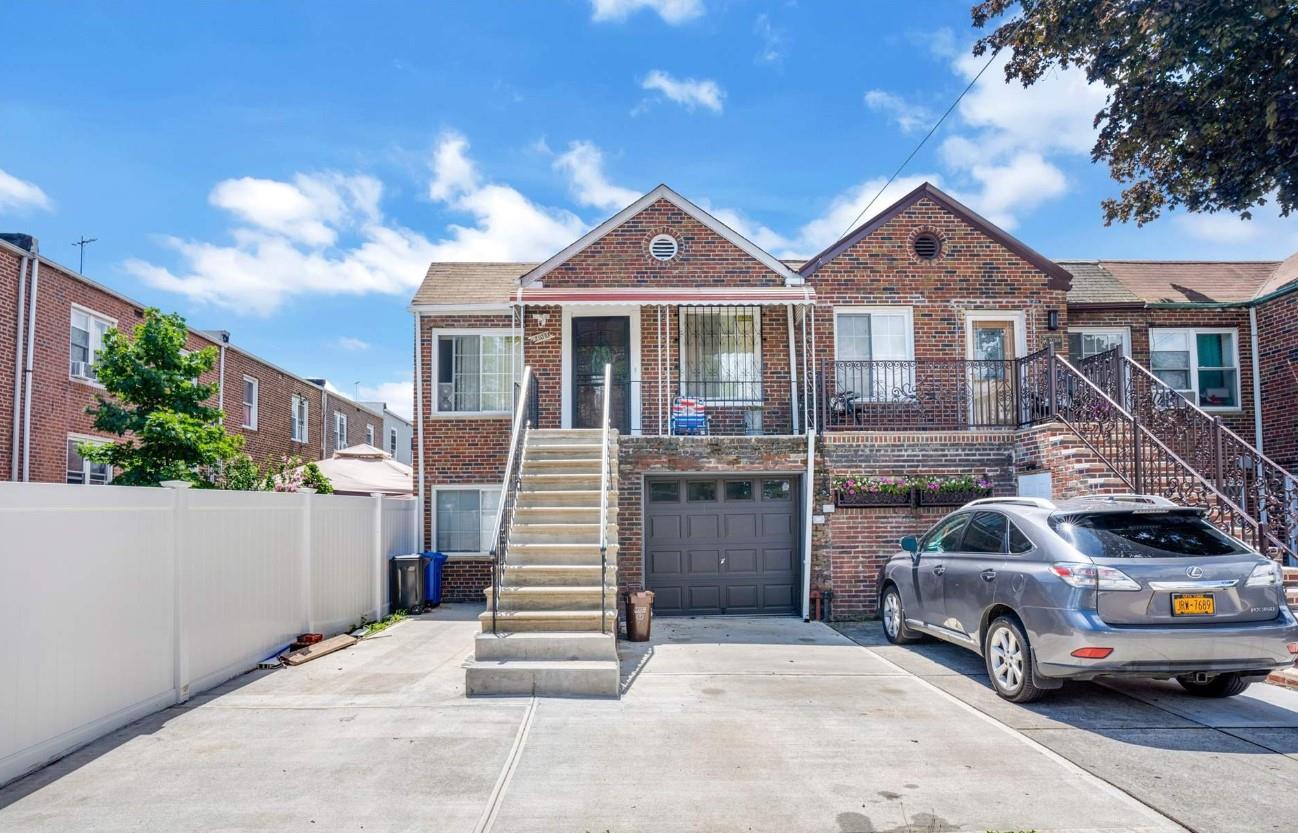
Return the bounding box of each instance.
[964,153,1068,229]
[357,380,413,422]
[784,175,942,258]
[125,132,589,315]
[1174,213,1261,244]
[864,90,933,134]
[640,70,724,113]
[0,169,52,212]
[590,0,702,24]
[337,336,371,351]
[554,141,641,211]
[753,14,786,65]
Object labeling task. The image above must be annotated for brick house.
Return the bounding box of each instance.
[1,234,384,485]
[411,183,1298,622]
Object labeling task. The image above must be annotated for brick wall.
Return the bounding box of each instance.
[1254,291,1298,469]
[0,249,21,479]
[1068,305,1257,440]
[442,559,492,604]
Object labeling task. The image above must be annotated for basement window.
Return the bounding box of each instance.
[435,487,501,553]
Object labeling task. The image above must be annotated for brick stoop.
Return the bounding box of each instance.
[1265,567,1298,690]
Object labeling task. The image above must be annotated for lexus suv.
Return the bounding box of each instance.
[878,495,1298,702]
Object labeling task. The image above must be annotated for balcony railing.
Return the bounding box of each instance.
[820,351,1054,431]
[573,376,785,436]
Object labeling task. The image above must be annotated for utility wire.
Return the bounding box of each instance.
[837,13,1030,240]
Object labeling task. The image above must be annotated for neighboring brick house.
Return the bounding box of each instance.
[360,400,414,465]
[411,182,1298,619]
[1,234,382,485]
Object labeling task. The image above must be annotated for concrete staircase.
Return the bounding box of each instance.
[466,428,620,697]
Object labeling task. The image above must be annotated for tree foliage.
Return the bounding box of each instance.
[83,308,243,486]
[973,0,1298,224]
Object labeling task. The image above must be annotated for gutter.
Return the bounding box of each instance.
[10,250,29,480]
[21,250,40,482]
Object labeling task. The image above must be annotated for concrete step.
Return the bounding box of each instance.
[478,608,618,633]
[527,429,613,444]
[506,542,619,565]
[514,505,601,523]
[527,443,607,459]
[486,584,619,611]
[521,472,603,490]
[509,522,618,544]
[524,456,607,470]
[516,489,615,508]
[465,659,619,697]
[500,564,617,586]
[473,631,617,662]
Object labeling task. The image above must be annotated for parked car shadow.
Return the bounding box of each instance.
[833,619,1298,754]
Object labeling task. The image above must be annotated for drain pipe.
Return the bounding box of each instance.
[21,247,41,482]
[801,428,815,622]
[413,310,426,550]
[10,248,29,480]
[1250,306,1264,454]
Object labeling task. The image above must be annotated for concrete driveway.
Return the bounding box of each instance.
[1,607,1196,833]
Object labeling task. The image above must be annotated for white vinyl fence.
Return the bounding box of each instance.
[0,482,418,786]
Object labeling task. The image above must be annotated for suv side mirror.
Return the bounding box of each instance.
[900,535,919,553]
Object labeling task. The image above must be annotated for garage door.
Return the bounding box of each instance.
[644,476,799,616]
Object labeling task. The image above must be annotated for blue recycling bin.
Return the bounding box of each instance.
[423,551,448,607]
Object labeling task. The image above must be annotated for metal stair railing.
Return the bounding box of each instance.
[1075,348,1298,564]
[597,362,613,635]
[487,366,535,635]
[1047,351,1274,557]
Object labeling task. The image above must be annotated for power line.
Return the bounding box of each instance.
[838,14,1030,240]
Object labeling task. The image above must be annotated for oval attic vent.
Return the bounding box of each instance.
[649,234,679,261]
[912,232,941,260]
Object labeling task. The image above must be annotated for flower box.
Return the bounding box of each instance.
[915,487,993,507]
[836,489,914,508]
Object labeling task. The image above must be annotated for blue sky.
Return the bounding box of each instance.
[3,0,1293,419]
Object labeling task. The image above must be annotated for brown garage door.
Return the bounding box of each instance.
[644,476,800,616]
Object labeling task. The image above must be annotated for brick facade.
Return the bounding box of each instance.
[1,243,381,483]
[1254,291,1298,468]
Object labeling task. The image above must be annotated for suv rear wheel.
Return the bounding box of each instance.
[880,586,922,644]
[1177,672,1251,698]
[984,616,1045,703]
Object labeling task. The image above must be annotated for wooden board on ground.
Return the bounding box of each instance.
[282,634,357,666]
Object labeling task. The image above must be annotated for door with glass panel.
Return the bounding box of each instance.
[968,319,1017,426]
[572,316,631,433]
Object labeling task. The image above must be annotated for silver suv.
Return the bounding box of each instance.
[878,495,1298,702]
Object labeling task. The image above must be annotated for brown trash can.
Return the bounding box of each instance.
[624,590,655,642]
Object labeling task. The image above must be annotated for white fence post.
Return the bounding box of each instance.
[372,492,384,622]
[162,480,192,704]
[300,488,315,634]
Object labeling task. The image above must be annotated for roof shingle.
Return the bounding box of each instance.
[412,262,535,307]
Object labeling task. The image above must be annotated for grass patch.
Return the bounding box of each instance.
[356,609,408,637]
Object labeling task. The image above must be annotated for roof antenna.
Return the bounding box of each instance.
[72,236,98,273]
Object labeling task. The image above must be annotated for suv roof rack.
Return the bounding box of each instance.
[1067,494,1178,507]
[963,496,1056,510]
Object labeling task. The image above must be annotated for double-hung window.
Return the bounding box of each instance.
[436,333,521,413]
[334,412,347,449]
[242,376,259,429]
[1149,328,1240,409]
[435,487,501,553]
[66,436,111,485]
[834,307,914,401]
[679,306,762,403]
[1067,328,1130,359]
[291,395,309,442]
[365,424,375,446]
[388,427,398,456]
[70,307,114,382]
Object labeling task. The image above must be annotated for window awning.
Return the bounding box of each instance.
[514,286,814,306]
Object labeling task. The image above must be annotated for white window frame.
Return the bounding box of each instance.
[677,306,764,405]
[1067,326,1131,359]
[1149,327,1242,412]
[431,485,502,557]
[66,434,112,485]
[431,328,522,417]
[832,306,916,403]
[333,411,347,450]
[69,304,116,386]
[365,424,375,446]
[241,375,259,430]
[832,306,916,362]
[388,426,399,456]
[290,394,309,443]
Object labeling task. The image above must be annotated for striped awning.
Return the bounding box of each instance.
[514,285,814,305]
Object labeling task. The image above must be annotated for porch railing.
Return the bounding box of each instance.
[488,366,535,635]
[597,363,612,635]
[573,376,776,436]
[1075,347,1298,564]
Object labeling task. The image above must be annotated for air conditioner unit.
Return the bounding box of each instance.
[70,360,93,379]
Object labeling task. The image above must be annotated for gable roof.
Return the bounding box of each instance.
[798,182,1073,290]
[519,184,803,287]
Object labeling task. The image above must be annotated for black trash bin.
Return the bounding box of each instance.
[390,554,425,612]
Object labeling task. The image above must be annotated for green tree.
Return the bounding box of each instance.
[973,0,1298,224]
[83,308,244,486]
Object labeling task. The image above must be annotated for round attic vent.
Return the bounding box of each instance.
[649,234,679,261]
[912,232,941,260]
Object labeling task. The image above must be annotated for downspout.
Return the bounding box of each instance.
[217,344,226,414]
[1250,306,1264,453]
[787,303,800,435]
[11,250,29,480]
[413,310,426,550]
[802,428,815,622]
[320,388,328,458]
[21,249,40,482]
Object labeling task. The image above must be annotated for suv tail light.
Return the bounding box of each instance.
[1246,561,1282,587]
[1050,562,1140,591]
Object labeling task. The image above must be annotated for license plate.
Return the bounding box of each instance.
[1172,593,1215,616]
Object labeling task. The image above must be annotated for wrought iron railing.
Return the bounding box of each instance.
[488,366,535,634]
[597,363,612,635]
[1074,348,1298,564]
[820,350,1055,431]
[573,376,777,436]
